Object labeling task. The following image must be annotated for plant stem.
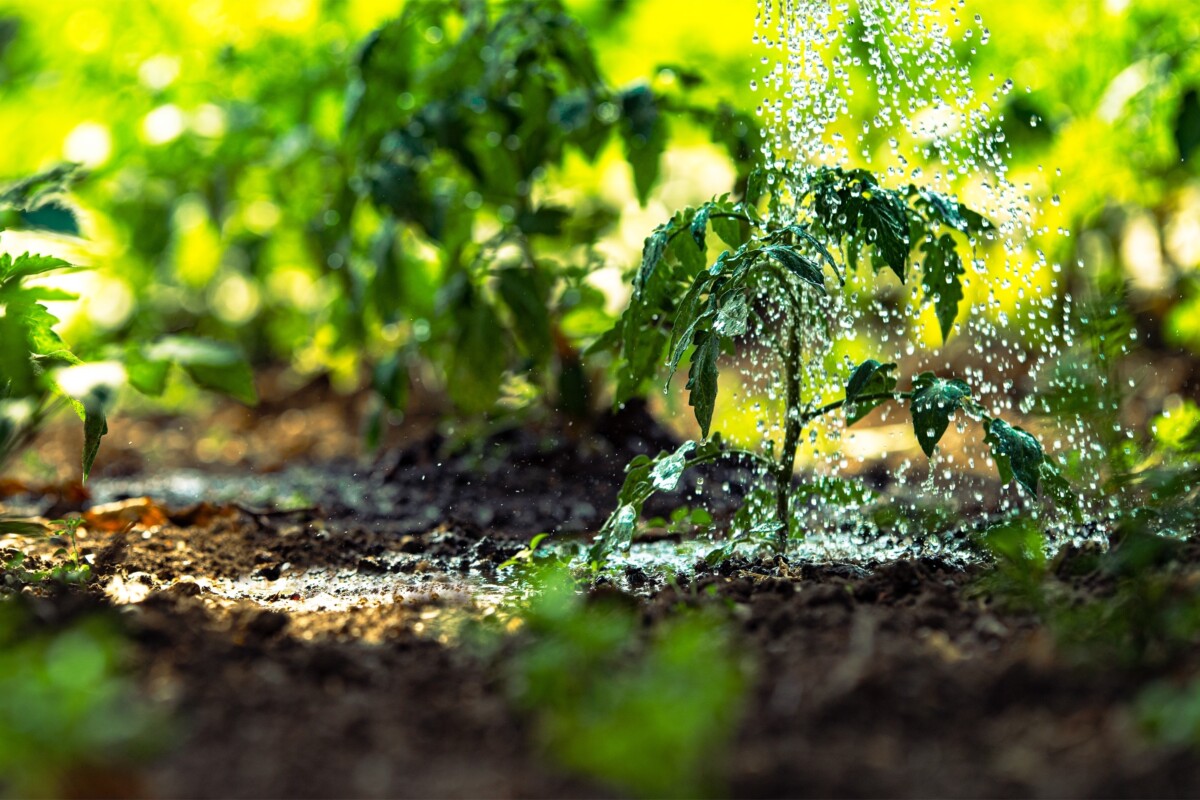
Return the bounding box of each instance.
[774,314,804,553]
[799,390,914,426]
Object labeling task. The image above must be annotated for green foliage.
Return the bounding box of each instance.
[980,515,1200,671]
[591,164,1071,562]
[0,166,105,480]
[1139,676,1200,750]
[909,373,972,459]
[506,567,746,798]
[0,167,256,480]
[343,0,759,420]
[0,605,162,798]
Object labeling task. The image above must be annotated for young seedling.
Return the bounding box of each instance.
[589,166,1076,564]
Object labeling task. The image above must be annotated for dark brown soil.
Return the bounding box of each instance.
[4,401,1200,799]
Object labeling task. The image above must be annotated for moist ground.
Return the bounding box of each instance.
[3,401,1199,798]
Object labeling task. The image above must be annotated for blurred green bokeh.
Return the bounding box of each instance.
[0,0,1196,412]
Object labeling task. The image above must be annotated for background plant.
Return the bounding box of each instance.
[503,567,746,798]
[0,603,163,799]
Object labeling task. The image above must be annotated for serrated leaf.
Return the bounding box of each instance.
[984,417,1044,495]
[914,189,967,232]
[844,359,898,426]
[713,292,748,337]
[711,214,743,249]
[670,226,706,274]
[920,234,966,342]
[860,189,910,283]
[667,277,715,380]
[636,226,669,290]
[686,331,720,438]
[762,245,825,292]
[6,300,69,358]
[0,253,74,284]
[910,373,972,457]
[788,225,842,283]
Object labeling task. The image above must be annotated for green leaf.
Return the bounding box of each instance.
[495,267,553,362]
[1040,460,1080,519]
[913,189,967,232]
[141,335,256,402]
[920,234,966,343]
[1174,88,1200,163]
[711,217,742,249]
[686,331,720,439]
[0,253,74,285]
[844,359,898,426]
[690,205,710,252]
[793,476,878,508]
[144,336,258,406]
[909,373,972,457]
[713,292,749,338]
[860,189,910,283]
[5,300,71,359]
[0,518,48,536]
[745,168,767,207]
[618,86,667,205]
[10,202,80,237]
[182,361,257,406]
[762,245,825,292]
[0,314,39,398]
[0,164,82,212]
[82,396,108,482]
[668,274,715,371]
[786,225,842,283]
[372,352,409,412]
[636,226,669,290]
[670,226,706,274]
[984,417,1044,495]
[124,351,171,397]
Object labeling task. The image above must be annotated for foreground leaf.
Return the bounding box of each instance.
[920,234,965,342]
[762,245,825,291]
[909,373,972,457]
[844,359,898,426]
[687,332,720,438]
[984,417,1045,495]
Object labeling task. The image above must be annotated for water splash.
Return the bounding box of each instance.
[729,0,1113,557]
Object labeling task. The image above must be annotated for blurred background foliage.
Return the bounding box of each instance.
[0,0,1196,431]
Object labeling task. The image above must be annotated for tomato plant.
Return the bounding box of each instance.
[589,165,1078,562]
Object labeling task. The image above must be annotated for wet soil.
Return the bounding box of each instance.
[4,399,1200,798]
